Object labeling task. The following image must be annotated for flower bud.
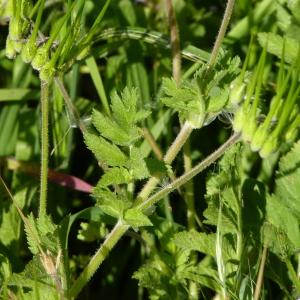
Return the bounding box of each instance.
[9,16,22,41]
[76,45,91,61]
[39,61,55,82]
[31,45,49,71]
[251,126,268,152]
[285,127,298,143]
[5,36,17,59]
[242,118,257,142]
[233,107,245,133]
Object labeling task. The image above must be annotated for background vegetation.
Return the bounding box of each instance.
[1,0,300,299]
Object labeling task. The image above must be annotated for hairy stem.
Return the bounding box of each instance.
[69,221,129,299]
[138,133,240,211]
[70,133,240,298]
[136,121,193,203]
[39,81,49,218]
[183,142,196,230]
[141,127,163,160]
[164,121,193,164]
[208,0,235,68]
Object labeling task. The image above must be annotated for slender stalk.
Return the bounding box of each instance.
[286,259,300,293]
[69,221,129,299]
[164,121,193,164]
[254,246,268,300]
[165,0,196,233]
[208,0,235,68]
[183,142,196,230]
[137,132,240,211]
[39,81,49,218]
[136,121,193,203]
[54,77,86,133]
[165,0,181,84]
[141,127,163,160]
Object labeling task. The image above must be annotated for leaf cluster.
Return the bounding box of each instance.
[161,52,240,128]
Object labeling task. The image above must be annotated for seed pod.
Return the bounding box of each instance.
[21,0,33,19]
[251,126,268,152]
[5,36,17,59]
[284,115,300,143]
[76,45,91,61]
[39,61,55,82]
[285,127,298,143]
[259,136,278,158]
[31,45,49,71]
[242,118,257,143]
[9,16,22,41]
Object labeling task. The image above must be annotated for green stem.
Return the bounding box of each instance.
[164,121,193,164]
[69,133,240,298]
[165,0,181,84]
[39,81,49,218]
[254,246,268,300]
[136,121,193,204]
[208,0,235,68]
[69,221,129,299]
[137,132,241,211]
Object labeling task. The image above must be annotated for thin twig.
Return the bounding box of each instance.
[165,0,181,84]
[138,132,241,211]
[136,121,193,202]
[208,0,235,69]
[141,127,163,160]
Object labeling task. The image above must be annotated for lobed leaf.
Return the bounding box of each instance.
[84,132,128,166]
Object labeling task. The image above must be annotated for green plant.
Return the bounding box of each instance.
[1,0,300,299]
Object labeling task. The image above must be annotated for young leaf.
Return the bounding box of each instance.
[84,132,128,166]
[98,167,132,187]
[92,109,133,146]
[173,230,215,257]
[24,213,41,255]
[127,146,150,180]
[111,87,143,131]
[94,189,131,219]
[124,208,152,228]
